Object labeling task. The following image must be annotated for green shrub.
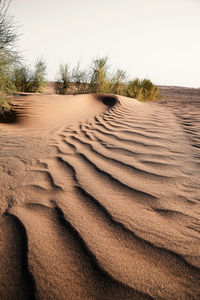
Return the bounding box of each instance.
[0,1,47,116]
[126,78,141,99]
[126,78,161,101]
[31,58,46,92]
[55,57,161,101]
[89,57,112,93]
[55,62,90,95]
[0,96,11,114]
[12,58,47,93]
[12,65,31,92]
[55,64,71,94]
[71,62,89,94]
[110,69,126,95]
[0,0,19,114]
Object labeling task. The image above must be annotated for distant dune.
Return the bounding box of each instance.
[0,92,200,299]
[159,85,200,102]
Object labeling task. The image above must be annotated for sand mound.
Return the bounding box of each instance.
[0,93,200,299]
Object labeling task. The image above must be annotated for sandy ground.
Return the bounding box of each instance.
[0,92,200,299]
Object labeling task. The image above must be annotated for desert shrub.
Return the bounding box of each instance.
[12,65,31,92]
[55,57,161,101]
[55,64,71,94]
[126,78,141,99]
[12,58,47,93]
[0,96,11,114]
[140,78,161,101]
[0,1,46,108]
[89,57,112,93]
[31,58,46,92]
[55,62,91,95]
[0,0,19,113]
[71,62,89,94]
[110,69,126,95]
[126,78,160,101]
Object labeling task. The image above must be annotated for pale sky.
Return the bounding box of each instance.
[10,0,200,87]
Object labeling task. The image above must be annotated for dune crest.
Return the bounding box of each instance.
[0,93,200,299]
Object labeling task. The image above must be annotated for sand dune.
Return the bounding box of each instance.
[0,93,200,299]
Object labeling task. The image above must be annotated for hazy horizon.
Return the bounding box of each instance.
[10,0,200,88]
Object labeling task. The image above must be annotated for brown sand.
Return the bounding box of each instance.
[0,92,200,299]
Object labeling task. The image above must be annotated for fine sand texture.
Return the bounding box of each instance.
[0,93,200,300]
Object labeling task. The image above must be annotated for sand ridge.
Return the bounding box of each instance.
[0,93,200,299]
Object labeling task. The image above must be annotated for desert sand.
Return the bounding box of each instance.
[0,92,200,299]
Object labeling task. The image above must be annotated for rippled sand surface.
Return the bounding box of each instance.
[0,93,200,299]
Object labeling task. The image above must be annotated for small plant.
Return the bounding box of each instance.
[111,69,126,95]
[89,57,112,93]
[126,78,141,99]
[71,62,89,94]
[55,64,71,94]
[31,58,47,93]
[126,78,160,101]
[12,65,31,92]
[140,79,161,101]
[0,96,11,113]
[12,58,47,93]
[0,0,19,114]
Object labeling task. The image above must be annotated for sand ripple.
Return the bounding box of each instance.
[0,93,200,299]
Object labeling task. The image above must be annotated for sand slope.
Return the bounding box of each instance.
[0,93,200,299]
